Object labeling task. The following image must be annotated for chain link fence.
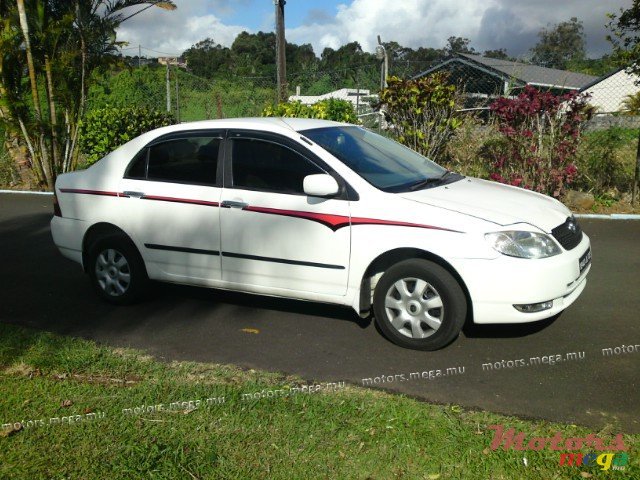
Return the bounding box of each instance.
[84,55,639,204]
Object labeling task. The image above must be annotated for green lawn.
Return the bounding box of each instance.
[0,323,636,479]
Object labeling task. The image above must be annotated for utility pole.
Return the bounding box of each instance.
[138,44,142,68]
[275,0,287,102]
[376,35,389,89]
[165,62,171,112]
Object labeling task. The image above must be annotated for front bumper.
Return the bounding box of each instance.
[450,233,591,324]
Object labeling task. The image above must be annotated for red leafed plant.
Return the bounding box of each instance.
[487,86,592,197]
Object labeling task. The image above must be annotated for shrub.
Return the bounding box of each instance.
[487,86,592,198]
[442,116,500,178]
[262,98,358,123]
[574,127,636,195]
[79,106,175,165]
[378,73,462,161]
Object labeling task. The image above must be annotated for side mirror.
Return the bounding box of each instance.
[303,174,340,198]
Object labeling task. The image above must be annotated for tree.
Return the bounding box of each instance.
[483,49,510,60]
[530,17,585,69]
[183,38,231,79]
[444,37,475,55]
[0,0,177,189]
[607,1,640,76]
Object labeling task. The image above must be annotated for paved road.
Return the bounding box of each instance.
[1,193,638,433]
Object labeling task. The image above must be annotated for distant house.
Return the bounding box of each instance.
[579,68,640,114]
[289,88,376,113]
[157,56,187,69]
[414,53,597,100]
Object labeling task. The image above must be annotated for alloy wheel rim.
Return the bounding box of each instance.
[384,277,444,339]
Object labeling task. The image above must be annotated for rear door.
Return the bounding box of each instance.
[219,131,351,296]
[118,131,224,282]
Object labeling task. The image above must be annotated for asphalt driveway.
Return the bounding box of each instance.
[1,193,638,433]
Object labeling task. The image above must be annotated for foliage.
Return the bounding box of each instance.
[379,73,462,161]
[622,92,640,114]
[564,55,617,77]
[262,99,358,123]
[607,1,640,77]
[444,36,475,55]
[574,127,636,195]
[182,38,231,79]
[531,17,586,69]
[487,86,592,198]
[483,49,511,60]
[443,116,499,178]
[0,0,176,190]
[79,106,174,165]
[0,145,18,187]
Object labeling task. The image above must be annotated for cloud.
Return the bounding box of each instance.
[116,0,635,59]
[116,0,247,56]
[287,0,634,58]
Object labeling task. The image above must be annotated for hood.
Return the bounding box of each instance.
[399,177,571,232]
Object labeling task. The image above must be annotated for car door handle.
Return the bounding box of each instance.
[221,200,249,209]
[123,191,145,198]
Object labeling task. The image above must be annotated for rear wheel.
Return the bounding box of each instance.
[87,235,147,305]
[373,259,466,350]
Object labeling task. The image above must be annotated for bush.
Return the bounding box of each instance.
[379,73,462,161]
[442,116,500,178]
[487,86,592,198]
[262,98,358,123]
[574,127,636,195]
[79,106,175,165]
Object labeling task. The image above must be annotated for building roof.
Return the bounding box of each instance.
[416,53,597,90]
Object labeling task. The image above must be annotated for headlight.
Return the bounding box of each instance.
[485,231,562,259]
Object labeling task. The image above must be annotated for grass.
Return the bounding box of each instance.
[0,324,638,479]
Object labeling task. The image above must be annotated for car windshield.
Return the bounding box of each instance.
[301,126,451,192]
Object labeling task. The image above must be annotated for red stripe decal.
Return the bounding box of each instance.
[244,206,462,233]
[59,190,459,232]
[141,195,219,207]
[59,188,119,197]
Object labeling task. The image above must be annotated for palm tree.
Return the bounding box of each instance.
[622,92,640,115]
[0,0,177,189]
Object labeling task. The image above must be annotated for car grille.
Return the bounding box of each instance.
[551,217,583,251]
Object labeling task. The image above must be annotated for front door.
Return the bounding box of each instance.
[219,132,351,296]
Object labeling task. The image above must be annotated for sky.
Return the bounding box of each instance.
[115,0,634,60]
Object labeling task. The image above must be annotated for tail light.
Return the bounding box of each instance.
[53,193,62,217]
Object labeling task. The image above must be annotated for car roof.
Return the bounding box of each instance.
[163,117,350,133]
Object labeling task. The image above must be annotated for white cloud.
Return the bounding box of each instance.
[116,0,247,56]
[286,0,633,58]
[116,0,635,58]
[287,0,498,54]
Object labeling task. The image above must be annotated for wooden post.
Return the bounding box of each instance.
[275,0,287,102]
[634,128,640,204]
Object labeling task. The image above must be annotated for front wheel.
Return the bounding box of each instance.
[373,259,467,350]
[87,235,147,305]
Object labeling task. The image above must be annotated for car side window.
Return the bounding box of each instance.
[231,138,324,194]
[125,136,221,185]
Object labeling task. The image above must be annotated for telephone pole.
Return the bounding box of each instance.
[275,0,287,102]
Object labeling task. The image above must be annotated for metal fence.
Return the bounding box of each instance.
[85,56,639,201]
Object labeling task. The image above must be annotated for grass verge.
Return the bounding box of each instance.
[0,323,637,479]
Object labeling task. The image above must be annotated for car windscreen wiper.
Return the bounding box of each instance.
[407,171,451,191]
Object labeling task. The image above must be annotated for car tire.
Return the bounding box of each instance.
[87,234,147,305]
[373,259,467,351]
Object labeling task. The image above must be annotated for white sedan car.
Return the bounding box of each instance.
[51,118,591,350]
